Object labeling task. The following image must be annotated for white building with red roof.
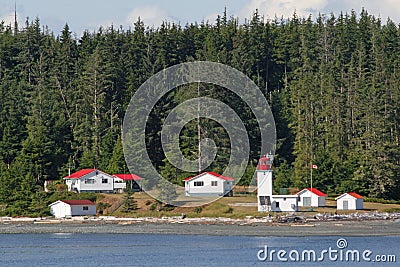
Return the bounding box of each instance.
[64,169,114,193]
[49,199,96,218]
[183,172,234,197]
[296,188,327,207]
[113,174,142,193]
[335,192,364,210]
[64,169,142,193]
[257,154,298,212]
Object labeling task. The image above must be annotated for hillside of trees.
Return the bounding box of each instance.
[0,9,399,215]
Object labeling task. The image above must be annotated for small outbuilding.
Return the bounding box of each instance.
[184,172,234,197]
[296,188,327,207]
[49,199,97,218]
[270,195,299,212]
[335,192,364,210]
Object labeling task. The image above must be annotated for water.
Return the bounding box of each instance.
[0,234,398,266]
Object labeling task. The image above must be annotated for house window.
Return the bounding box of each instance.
[85,179,95,184]
[83,206,88,211]
[283,198,286,201]
[194,181,204,186]
[275,202,280,208]
[211,181,218,186]
[102,178,108,184]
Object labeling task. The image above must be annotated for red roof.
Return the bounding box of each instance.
[297,188,327,197]
[183,172,234,181]
[60,199,96,206]
[335,192,364,200]
[113,174,142,181]
[64,169,96,179]
[347,192,363,199]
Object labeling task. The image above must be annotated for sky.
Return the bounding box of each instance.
[1,0,399,37]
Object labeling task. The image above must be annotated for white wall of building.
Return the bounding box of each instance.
[185,173,232,196]
[65,171,114,193]
[113,177,126,192]
[297,190,326,207]
[70,204,97,216]
[336,195,363,210]
[50,201,71,218]
[257,171,273,196]
[270,196,298,212]
[49,201,96,218]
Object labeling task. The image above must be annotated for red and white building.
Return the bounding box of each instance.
[184,172,234,197]
[64,169,141,193]
[49,199,96,218]
[335,192,364,210]
[296,188,327,207]
[64,169,114,193]
[112,174,142,193]
[257,154,298,212]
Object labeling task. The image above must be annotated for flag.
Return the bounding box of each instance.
[311,164,318,169]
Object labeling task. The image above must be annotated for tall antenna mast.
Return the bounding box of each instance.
[197,74,201,173]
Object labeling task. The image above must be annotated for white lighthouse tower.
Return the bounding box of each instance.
[257,154,274,212]
[256,153,298,212]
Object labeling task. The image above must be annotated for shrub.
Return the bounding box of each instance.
[195,206,202,214]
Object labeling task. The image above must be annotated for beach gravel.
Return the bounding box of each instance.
[0,220,399,236]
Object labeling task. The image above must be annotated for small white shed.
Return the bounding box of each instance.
[184,172,234,197]
[335,192,364,210]
[270,195,298,212]
[49,199,96,218]
[296,188,327,207]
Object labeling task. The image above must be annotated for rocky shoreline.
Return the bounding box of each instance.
[1,212,399,236]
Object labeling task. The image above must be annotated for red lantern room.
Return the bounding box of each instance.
[257,154,274,171]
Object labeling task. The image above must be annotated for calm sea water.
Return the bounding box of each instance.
[0,234,398,266]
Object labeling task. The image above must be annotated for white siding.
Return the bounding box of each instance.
[113,177,126,190]
[270,195,298,212]
[66,171,114,193]
[50,201,71,218]
[49,201,96,218]
[336,195,363,210]
[297,190,326,207]
[185,173,232,196]
[70,205,97,216]
[257,171,273,196]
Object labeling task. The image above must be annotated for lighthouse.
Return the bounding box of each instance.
[256,153,299,212]
[257,154,274,212]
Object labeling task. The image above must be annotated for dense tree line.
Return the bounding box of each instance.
[0,9,399,215]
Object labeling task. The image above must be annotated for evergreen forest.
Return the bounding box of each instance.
[0,9,399,215]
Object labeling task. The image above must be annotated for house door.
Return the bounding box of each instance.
[343,200,348,210]
[303,197,311,206]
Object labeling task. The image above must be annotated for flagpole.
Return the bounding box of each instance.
[311,166,313,191]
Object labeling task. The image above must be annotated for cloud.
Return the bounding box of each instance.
[125,5,174,28]
[328,0,400,22]
[237,0,400,23]
[239,0,329,20]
